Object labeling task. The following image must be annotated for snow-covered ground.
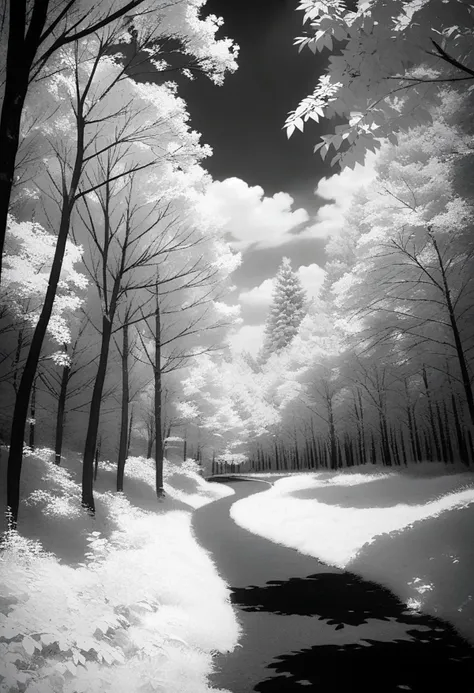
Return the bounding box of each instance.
[0,448,237,693]
[230,463,474,644]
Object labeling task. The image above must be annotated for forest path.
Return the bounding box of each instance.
[191,478,474,693]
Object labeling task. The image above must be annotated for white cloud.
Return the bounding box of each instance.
[298,153,378,240]
[298,263,327,300]
[238,263,326,309]
[198,177,309,252]
[238,278,275,307]
[199,160,378,252]
[227,324,266,357]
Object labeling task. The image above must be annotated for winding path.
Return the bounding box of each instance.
[192,477,474,693]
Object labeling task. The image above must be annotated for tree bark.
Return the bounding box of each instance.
[82,315,114,512]
[413,411,423,462]
[452,393,469,465]
[326,390,337,471]
[6,113,83,525]
[146,420,154,459]
[370,433,377,464]
[422,365,441,461]
[127,406,134,456]
[435,401,448,464]
[404,380,417,462]
[94,437,101,481]
[0,0,150,280]
[54,355,70,465]
[0,0,51,282]
[28,376,37,450]
[399,430,408,466]
[442,400,454,463]
[116,322,129,492]
[12,328,25,394]
[430,231,474,427]
[154,282,164,497]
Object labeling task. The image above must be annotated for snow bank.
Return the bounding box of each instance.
[0,449,238,693]
[230,462,474,643]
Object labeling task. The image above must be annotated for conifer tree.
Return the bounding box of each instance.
[260,257,306,360]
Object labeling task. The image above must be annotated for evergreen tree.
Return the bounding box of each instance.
[260,257,306,360]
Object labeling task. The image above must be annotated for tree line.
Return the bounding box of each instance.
[0,0,239,527]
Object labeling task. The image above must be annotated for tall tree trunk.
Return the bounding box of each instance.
[452,393,469,465]
[379,410,391,466]
[117,322,129,492]
[404,380,417,462]
[94,437,101,482]
[337,438,343,468]
[399,430,408,466]
[154,283,164,497]
[309,435,315,469]
[7,200,79,525]
[146,417,154,458]
[54,354,70,465]
[357,389,367,465]
[353,389,366,466]
[422,365,441,461]
[28,376,37,450]
[430,231,474,427]
[412,405,423,462]
[327,396,337,471]
[321,440,328,469]
[435,401,448,464]
[6,106,84,526]
[0,0,52,281]
[12,328,24,394]
[467,429,474,465]
[82,315,114,512]
[390,427,401,466]
[442,400,454,464]
[424,430,433,461]
[310,419,318,469]
[127,406,134,456]
[370,433,377,464]
[294,426,300,469]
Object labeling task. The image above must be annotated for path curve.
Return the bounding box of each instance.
[192,478,474,693]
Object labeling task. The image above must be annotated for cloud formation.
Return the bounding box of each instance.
[299,153,377,240]
[199,161,377,253]
[199,177,309,251]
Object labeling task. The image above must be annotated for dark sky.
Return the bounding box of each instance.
[180,0,332,214]
[126,0,340,339]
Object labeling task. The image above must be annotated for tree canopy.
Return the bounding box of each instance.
[285,0,474,169]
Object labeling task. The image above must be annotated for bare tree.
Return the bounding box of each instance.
[77,153,224,510]
[114,306,148,491]
[359,225,474,427]
[135,265,231,496]
[38,320,97,464]
[0,0,161,281]
[301,373,340,471]
[6,34,166,525]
